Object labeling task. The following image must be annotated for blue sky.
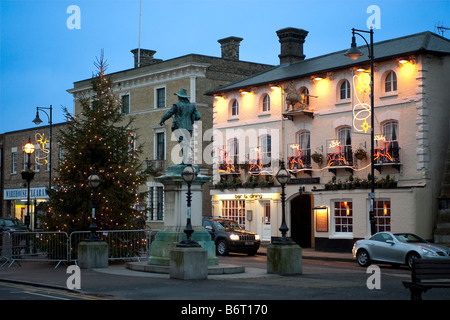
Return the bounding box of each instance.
[1,0,449,133]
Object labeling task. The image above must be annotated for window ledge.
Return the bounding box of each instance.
[227,116,239,122]
[335,99,351,107]
[380,91,398,99]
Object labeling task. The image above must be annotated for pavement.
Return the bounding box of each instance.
[0,247,354,292]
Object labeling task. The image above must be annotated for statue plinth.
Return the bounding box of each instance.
[148,165,218,266]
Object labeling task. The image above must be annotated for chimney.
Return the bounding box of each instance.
[131,49,162,68]
[218,36,243,60]
[276,28,308,64]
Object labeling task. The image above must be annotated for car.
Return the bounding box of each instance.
[202,217,260,256]
[352,231,450,269]
[0,218,28,232]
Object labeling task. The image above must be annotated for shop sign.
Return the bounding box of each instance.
[234,193,263,200]
[4,187,49,200]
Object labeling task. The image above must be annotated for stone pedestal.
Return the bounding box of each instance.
[148,165,218,266]
[267,243,302,275]
[170,247,208,280]
[78,241,108,269]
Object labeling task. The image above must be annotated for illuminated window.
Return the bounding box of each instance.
[227,138,239,166]
[333,200,353,233]
[385,71,397,93]
[221,200,246,228]
[297,131,311,167]
[260,135,271,168]
[340,80,351,100]
[262,94,270,112]
[379,120,399,163]
[300,87,310,106]
[337,126,352,165]
[374,200,391,232]
[230,99,239,117]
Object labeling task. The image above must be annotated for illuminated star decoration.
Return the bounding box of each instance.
[361,119,371,133]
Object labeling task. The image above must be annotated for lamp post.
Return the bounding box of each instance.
[23,138,35,229]
[274,160,295,245]
[345,28,376,236]
[32,105,53,191]
[177,164,201,247]
[87,167,101,241]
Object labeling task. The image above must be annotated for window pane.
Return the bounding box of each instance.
[121,94,130,114]
[157,88,165,108]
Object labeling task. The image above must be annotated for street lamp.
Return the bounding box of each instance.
[177,164,201,247]
[23,138,35,229]
[32,105,53,191]
[274,160,295,245]
[345,28,376,236]
[87,167,101,241]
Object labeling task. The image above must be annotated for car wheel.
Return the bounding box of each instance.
[356,249,371,267]
[216,239,229,256]
[406,252,420,269]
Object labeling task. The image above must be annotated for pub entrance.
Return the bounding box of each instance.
[290,194,313,248]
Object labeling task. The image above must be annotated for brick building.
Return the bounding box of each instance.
[67,38,274,229]
[1,123,66,229]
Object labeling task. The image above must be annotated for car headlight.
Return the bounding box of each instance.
[421,248,438,257]
[255,234,260,241]
[229,234,240,241]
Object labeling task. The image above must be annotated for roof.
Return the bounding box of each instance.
[208,31,450,94]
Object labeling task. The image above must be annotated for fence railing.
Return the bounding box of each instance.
[0,229,158,268]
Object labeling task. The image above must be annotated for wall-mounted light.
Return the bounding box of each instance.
[240,89,249,95]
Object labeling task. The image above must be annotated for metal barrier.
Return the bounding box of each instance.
[0,229,158,268]
[1,231,69,268]
[69,229,153,262]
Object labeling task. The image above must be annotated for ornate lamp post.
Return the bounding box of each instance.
[274,160,295,245]
[32,105,53,191]
[87,167,101,241]
[345,28,376,236]
[177,164,201,247]
[23,138,35,229]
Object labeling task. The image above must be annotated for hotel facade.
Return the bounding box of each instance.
[209,28,450,251]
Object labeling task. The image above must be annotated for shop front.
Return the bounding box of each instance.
[211,188,280,243]
[3,186,49,230]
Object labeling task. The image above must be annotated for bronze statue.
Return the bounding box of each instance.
[159,88,201,164]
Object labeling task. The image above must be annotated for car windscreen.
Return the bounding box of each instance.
[3,220,15,227]
[394,233,427,243]
[213,220,241,230]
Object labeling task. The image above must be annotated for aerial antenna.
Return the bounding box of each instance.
[138,0,142,67]
[435,21,450,38]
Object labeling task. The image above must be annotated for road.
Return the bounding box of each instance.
[0,253,448,302]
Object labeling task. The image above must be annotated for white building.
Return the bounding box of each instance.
[209,28,450,252]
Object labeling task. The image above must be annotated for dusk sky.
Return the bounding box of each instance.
[1,0,449,133]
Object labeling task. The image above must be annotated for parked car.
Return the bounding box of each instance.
[202,217,260,256]
[0,218,28,232]
[353,232,450,268]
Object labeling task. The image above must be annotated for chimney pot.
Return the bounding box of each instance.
[276,27,308,65]
[218,36,244,60]
[131,49,162,67]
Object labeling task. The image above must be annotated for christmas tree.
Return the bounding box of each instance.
[42,52,147,233]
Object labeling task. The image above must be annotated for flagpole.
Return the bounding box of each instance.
[138,0,142,67]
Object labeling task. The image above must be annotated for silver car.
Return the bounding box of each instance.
[352,232,450,268]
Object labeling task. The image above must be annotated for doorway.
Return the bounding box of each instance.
[290,194,312,248]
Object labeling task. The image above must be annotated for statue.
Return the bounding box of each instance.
[159,88,201,164]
